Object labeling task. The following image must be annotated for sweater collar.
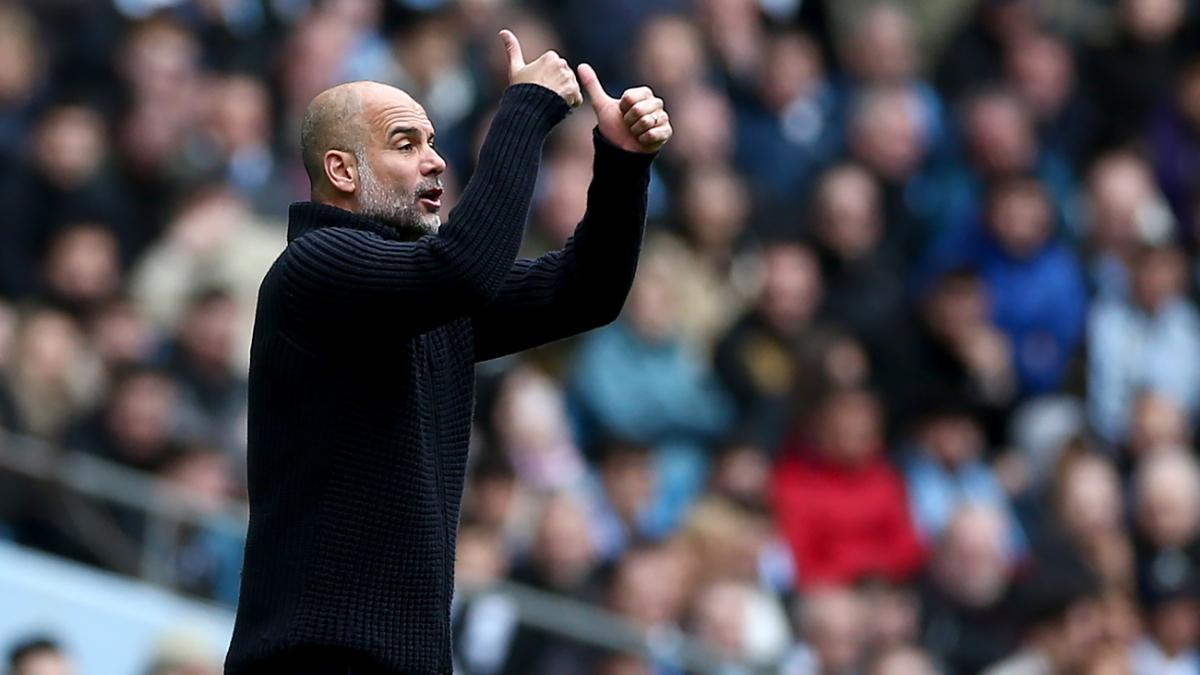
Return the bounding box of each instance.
[286,201,418,243]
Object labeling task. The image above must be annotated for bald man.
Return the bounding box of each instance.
[224,30,671,675]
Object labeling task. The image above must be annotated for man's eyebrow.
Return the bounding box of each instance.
[388,125,421,140]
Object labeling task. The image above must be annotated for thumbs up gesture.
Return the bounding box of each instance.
[577,64,672,154]
[500,29,582,108]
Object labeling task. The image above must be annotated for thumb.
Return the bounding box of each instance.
[499,29,525,75]
[577,63,612,106]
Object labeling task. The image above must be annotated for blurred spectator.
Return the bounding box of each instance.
[129,185,283,374]
[707,440,772,509]
[714,240,824,448]
[846,84,936,262]
[808,163,909,372]
[772,387,924,588]
[66,365,180,471]
[659,83,736,171]
[390,12,477,140]
[88,296,159,371]
[1125,391,1193,464]
[921,174,1088,397]
[113,15,206,250]
[936,0,1042,102]
[497,493,607,674]
[0,101,129,299]
[0,3,45,166]
[935,89,1076,235]
[182,74,288,216]
[586,439,658,561]
[4,307,102,440]
[492,365,586,491]
[899,269,1017,443]
[1083,150,1173,298]
[462,451,537,553]
[837,3,947,154]
[6,636,73,675]
[511,493,602,602]
[633,14,708,98]
[683,497,789,591]
[1149,57,1200,235]
[688,579,792,668]
[39,221,123,319]
[455,519,508,589]
[532,141,592,252]
[780,585,869,675]
[860,579,923,652]
[1039,452,1136,590]
[155,443,243,604]
[921,506,1021,674]
[656,164,755,352]
[607,540,695,632]
[902,396,1027,560]
[981,556,1105,675]
[1132,450,1200,597]
[1004,29,1099,164]
[1087,242,1200,444]
[568,249,733,532]
[1083,0,1192,149]
[732,29,837,204]
[1131,553,1200,674]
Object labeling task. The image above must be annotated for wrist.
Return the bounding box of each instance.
[500,83,572,128]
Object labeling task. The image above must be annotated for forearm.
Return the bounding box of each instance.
[561,128,655,323]
[434,83,570,303]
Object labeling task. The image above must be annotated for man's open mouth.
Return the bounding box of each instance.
[418,187,443,211]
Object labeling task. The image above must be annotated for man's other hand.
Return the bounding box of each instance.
[500,29,582,108]
[577,64,672,154]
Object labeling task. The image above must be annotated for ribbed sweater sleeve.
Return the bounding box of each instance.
[471,128,655,362]
[279,84,570,338]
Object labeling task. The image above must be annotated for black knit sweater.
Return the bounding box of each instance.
[224,84,654,674]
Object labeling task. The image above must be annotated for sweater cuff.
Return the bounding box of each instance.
[592,126,657,175]
[498,83,572,133]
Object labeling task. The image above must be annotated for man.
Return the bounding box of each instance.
[224,29,671,675]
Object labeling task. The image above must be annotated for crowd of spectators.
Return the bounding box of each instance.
[2,0,1200,673]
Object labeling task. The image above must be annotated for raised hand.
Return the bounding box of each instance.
[577,63,672,154]
[500,29,582,108]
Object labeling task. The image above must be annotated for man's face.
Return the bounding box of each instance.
[356,89,446,236]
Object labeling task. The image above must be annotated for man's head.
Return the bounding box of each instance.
[813,387,884,467]
[300,81,446,237]
[933,506,1011,607]
[7,636,72,675]
[799,586,869,674]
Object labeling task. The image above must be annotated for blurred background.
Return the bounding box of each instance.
[1,0,1199,673]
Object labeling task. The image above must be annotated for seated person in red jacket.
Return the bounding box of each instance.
[771,386,924,587]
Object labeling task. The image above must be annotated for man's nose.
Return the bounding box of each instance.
[422,149,446,176]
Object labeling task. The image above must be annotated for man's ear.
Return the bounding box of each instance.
[324,149,357,195]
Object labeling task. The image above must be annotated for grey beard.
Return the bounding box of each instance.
[357,157,442,238]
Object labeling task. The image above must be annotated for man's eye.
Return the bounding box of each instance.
[398,145,413,152]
